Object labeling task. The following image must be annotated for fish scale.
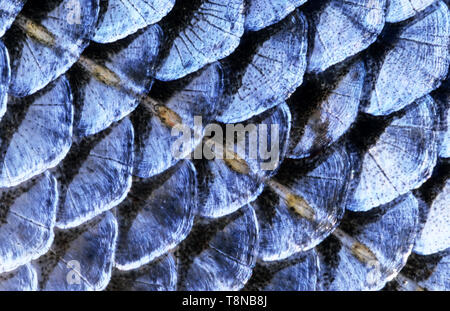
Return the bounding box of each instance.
[0,0,448,291]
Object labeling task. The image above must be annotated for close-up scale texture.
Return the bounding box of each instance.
[0,0,448,291]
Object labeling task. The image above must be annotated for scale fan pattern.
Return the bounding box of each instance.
[0,0,448,291]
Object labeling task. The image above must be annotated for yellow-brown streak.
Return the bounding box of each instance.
[73,48,380,272]
[74,54,320,233]
[201,124,381,273]
[15,14,55,46]
[202,135,316,222]
[333,228,378,264]
[140,95,160,114]
[140,96,185,129]
[202,139,251,175]
[12,13,189,134]
[155,105,183,128]
[78,56,122,87]
[14,14,322,232]
[222,150,251,175]
[266,179,316,221]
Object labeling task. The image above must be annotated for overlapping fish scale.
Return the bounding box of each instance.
[217,9,308,124]
[0,0,447,292]
[154,0,245,81]
[54,118,134,229]
[317,193,419,291]
[69,24,162,137]
[195,103,291,218]
[0,75,73,188]
[244,0,307,32]
[346,96,438,212]
[33,211,118,291]
[132,62,223,179]
[0,172,57,274]
[115,160,197,271]
[254,143,355,261]
[93,0,175,44]
[305,0,387,74]
[289,59,365,159]
[4,0,100,97]
[362,1,450,116]
[176,205,259,291]
[243,250,318,291]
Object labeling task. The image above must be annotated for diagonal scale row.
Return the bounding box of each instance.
[0,0,448,291]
